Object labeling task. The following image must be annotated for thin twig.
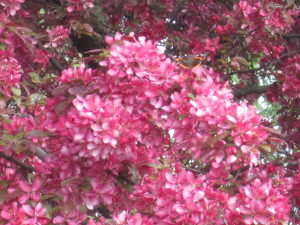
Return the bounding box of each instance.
[273,161,300,166]
[233,85,269,98]
[0,152,34,171]
[37,42,64,73]
[228,48,300,75]
[228,67,263,75]
[49,57,64,72]
[191,0,213,38]
[282,34,300,39]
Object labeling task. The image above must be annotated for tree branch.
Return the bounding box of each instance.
[182,164,211,174]
[228,48,300,76]
[0,152,35,171]
[96,204,111,219]
[282,34,300,39]
[233,85,269,98]
[230,165,250,176]
[22,140,50,161]
[217,0,232,9]
[273,161,300,166]
[228,67,263,75]
[37,42,64,73]
[49,57,64,73]
[191,0,213,38]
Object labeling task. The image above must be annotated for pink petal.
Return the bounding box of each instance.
[35,202,45,215]
[22,205,34,217]
[227,155,237,164]
[53,216,65,224]
[99,60,108,67]
[165,172,176,184]
[193,191,204,202]
[19,181,30,192]
[105,36,114,45]
[234,136,242,146]
[32,192,40,201]
[103,134,111,144]
[109,138,117,147]
[173,204,187,214]
[182,187,191,199]
[227,196,237,208]
[102,195,112,205]
[74,132,85,141]
[241,145,250,153]
[92,149,100,157]
[32,179,42,191]
[107,68,119,76]
[102,122,110,131]
[226,115,237,123]
[1,210,12,220]
[19,194,29,204]
[243,186,253,198]
[186,171,195,183]
[215,152,224,163]
[144,90,157,98]
[91,124,102,132]
[254,215,268,224]
[73,99,83,111]
[244,216,253,224]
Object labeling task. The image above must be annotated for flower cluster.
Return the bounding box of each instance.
[44,26,69,49]
[130,168,229,224]
[0,0,24,16]
[30,33,275,223]
[236,1,299,34]
[59,63,97,84]
[163,67,268,170]
[67,0,95,12]
[227,168,291,224]
[0,50,22,96]
[121,165,290,225]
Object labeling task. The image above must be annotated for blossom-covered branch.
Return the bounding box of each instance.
[0,152,34,171]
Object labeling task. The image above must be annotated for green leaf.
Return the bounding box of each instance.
[25,129,51,138]
[0,189,8,204]
[41,194,60,201]
[30,93,46,104]
[188,93,196,100]
[0,180,10,186]
[61,177,81,186]
[260,144,272,152]
[43,202,53,219]
[233,56,249,66]
[11,86,21,96]
[54,100,70,115]
[2,190,22,203]
[143,162,160,168]
[51,85,69,96]
[38,8,45,14]
[206,132,228,147]
[179,114,187,121]
[14,131,25,140]
[0,42,6,50]
[2,133,14,143]
[28,72,42,84]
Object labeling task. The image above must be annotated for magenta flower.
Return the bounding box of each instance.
[18,179,41,204]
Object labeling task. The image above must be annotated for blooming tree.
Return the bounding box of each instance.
[0,0,300,224]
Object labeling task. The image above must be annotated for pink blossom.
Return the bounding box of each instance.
[44,26,69,48]
[18,179,41,204]
[22,202,49,224]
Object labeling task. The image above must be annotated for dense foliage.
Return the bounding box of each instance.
[0,0,300,224]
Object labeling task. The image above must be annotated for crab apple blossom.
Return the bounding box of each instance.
[1,0,300,224]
